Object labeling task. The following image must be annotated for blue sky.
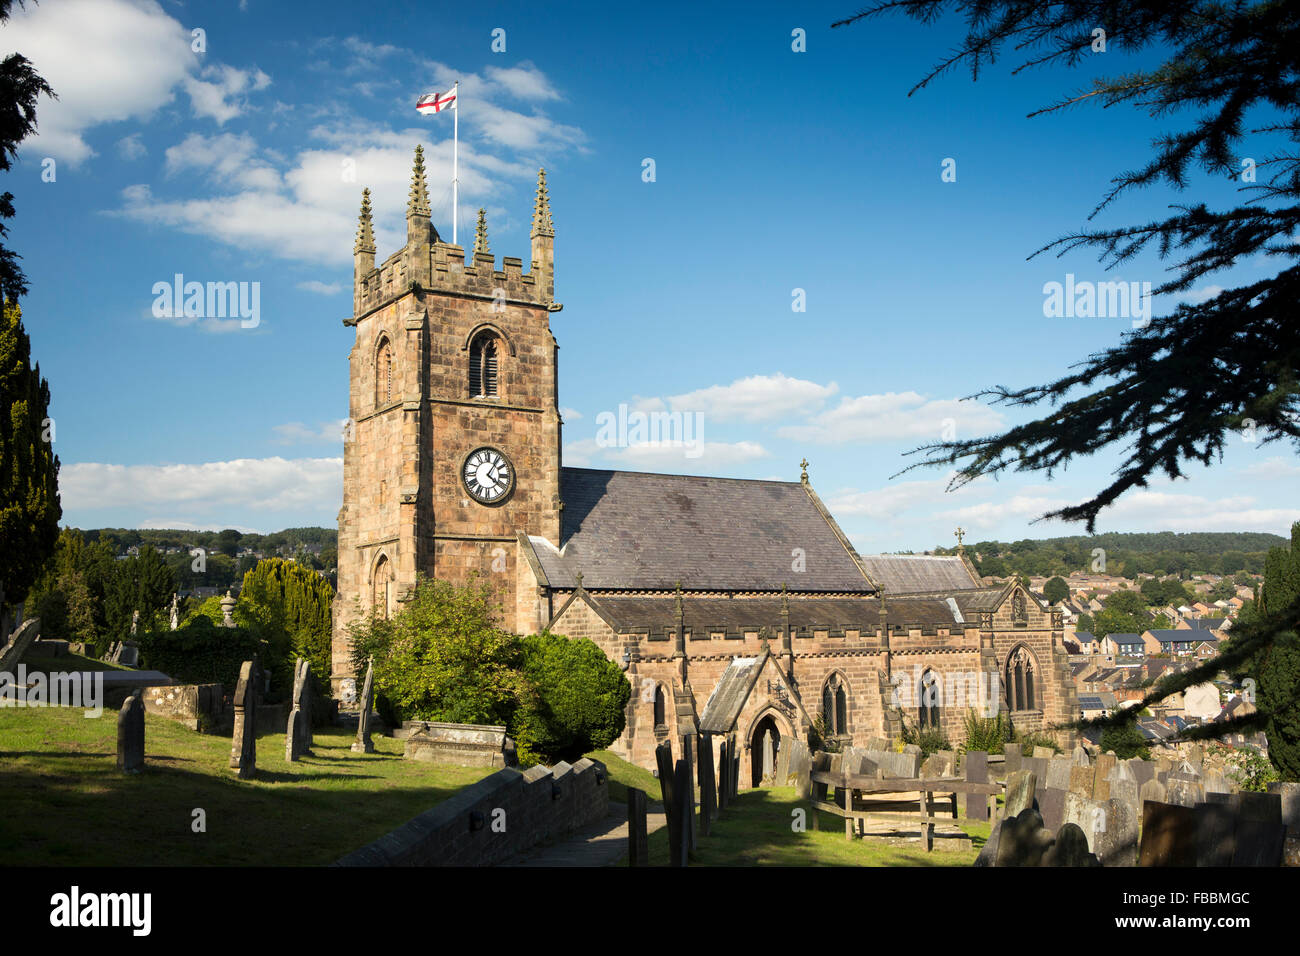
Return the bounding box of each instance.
[7,0,1298,553]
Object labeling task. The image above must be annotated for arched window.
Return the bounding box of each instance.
[1006,645,1037,711]
[653,685,666,729]
[469,333,499,398]
[822,674,850,736]
[919,669,941,730]
[372,554,390,619]
[375,337,393,407]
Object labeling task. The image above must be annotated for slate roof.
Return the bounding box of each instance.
[855,554,981,594]
[530,468,873,592]
[1108,633,1144,647]
[1190,617,1228,631]
[1078,695,1108,711]
[564,590,1006,632]
[698,652,768,734]
[1147,629,1216,646]
[1074,631,1097,644]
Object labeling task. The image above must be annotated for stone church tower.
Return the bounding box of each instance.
[332,147,563,692]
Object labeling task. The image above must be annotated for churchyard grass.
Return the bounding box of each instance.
[588,748,663,806]
[0,707,492,865]
[19,651,131,673]
[614,785,990,866]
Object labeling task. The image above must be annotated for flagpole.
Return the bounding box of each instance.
[452,80,459,246]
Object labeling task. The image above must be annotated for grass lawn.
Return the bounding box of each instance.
[613,785,990,866]
[588,748,664,807]
[0,706,493,866]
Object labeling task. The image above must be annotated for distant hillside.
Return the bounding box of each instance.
[74,526,337,556]
[933,530,1290,579]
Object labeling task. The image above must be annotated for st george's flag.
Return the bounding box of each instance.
[417,88,456,114]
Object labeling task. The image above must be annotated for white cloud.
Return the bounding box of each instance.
[484,62,561,101]
[1177,285,1225,306]
[827,476,961,518]
[560,407,583,421]
[564,438,768,471]
[272,421,348,445]
[116,134,147,160]
[7,0,269,164]
[662,373,838,423]
[778,392,1005,444]
[164,132,281,189]
[297,280,343,295]
[1242,456,1300,480]
[61,457,342,522]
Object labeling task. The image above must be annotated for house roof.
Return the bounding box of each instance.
[1108,633,1144,646]
[530,468,874,593]
[1146,629,1216,644]
[1078,695,1109,711]
[1073,631,1096,644]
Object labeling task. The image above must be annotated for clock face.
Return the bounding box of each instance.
[462,446,514,504]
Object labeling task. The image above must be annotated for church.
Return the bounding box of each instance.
[332,147,1079,781]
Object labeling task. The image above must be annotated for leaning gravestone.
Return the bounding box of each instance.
[776,738,792,784]
[994,808,1054,867]
[1041,823,1100,867]
[1234,791,1282,824]
[1003,770,1037,820]
[1072,746,1091,767]
[229,659,257,779]
[1024,756,1049,785]
[1166,775,1205,808]
[291,658,313,754]
[351,659,376,754]
[117,690,145,773]
[1129,759,1155,789]
[1138,801,1198,866]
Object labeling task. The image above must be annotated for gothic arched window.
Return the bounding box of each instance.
[1006,645,1037,711]
[469,333,499,398]
[375,337,393,407]
[919,669,941,730]
[372,554,390,619]
[653,685,666,729]
[822,674,849,736]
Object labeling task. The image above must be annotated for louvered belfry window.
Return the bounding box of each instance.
[376,338,393,406]
[470,334,499,398]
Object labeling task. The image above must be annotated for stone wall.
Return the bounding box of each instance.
[334,757,608,867]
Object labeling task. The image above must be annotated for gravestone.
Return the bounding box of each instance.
[1063,792,1099,850]
[1038,787,1066,833]
[921,749,956,779]
[994,808,1054,867]
[1003,743,1023,774]
[1139,778,1167,807]
[285,707,306,762]
[1138,801,1198,866]
[1195,801,1236,867]
[351,660,376,754]
[1072,746,1091,767]
[1268,782,1300,834]
[1129,759,1155,789]
[673,753,691,866]
[655,741,681,865]
[1031,746,1055,760]
[1069,765,1094,797]
[681,734,697,853]
[866,737,888,751]
[627,787,649,866]
[1202,770,1230,795]
[1003,770,1037,820]
[1093,753,1117,800]
[116,690,145,773]
[964,750,989,821]
[717,738,730,809]
[118,641,139,667]
[290,658,313,755]
[1232,819,1286,867]
[1234,791,1282,824]
[699,733,716,835]
[1166,775,1205,808]
[974,819,1002,867]
[1042,823,1099,867]
[1024,756,1049,785]
[776,737,792,784]
[1046,757,1072,792]
[1095,797,1139,867]
[229,659,257,779]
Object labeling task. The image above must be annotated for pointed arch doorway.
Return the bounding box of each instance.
[751,714,782,787]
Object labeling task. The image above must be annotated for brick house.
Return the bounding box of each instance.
[331,151,1079,780]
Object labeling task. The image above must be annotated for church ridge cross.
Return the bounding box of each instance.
[954,526,966,550]
[799,457,809,482]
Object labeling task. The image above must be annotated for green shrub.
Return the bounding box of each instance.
[962,710,1012,754]
[1100,720,1150,760]
[1016,732,1061,756]
[901,719,950,756]
[516,631,631,763]
[135,616,262,689]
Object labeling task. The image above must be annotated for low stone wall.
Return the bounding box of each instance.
[334,757,609,867]
[142,683,223,731]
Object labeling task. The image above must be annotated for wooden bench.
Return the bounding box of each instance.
[808,771,1003,850]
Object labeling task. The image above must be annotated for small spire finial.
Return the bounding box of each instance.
[799,457,809,483]
[575,570,584,592]
[473,207,490,258]
[354,187,375,255]
[781,581,789,614]
[674,580,684,621]
[531,167,554,238]
[408,145,430,219]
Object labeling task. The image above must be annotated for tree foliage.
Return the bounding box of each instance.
[0,300,59,613]
[237,557,333,695]
[518,632,630,762]
[1042,575,1069,604]
[836,0,1300,750]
